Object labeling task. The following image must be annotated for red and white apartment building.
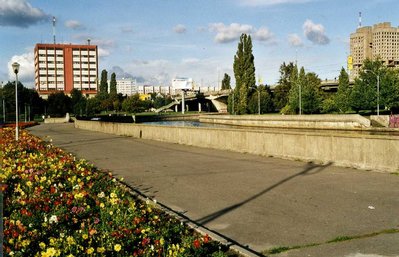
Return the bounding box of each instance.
[34,43,98,98]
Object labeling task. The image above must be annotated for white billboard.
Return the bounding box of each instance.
[172,77,193,90]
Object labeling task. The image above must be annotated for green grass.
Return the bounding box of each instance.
[264,228,399,255]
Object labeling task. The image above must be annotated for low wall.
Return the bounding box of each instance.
[44,114,70,124]
[74,120,399,173]
[199,114,371,129]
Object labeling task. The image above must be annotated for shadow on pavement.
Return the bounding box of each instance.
[196,162,333,225]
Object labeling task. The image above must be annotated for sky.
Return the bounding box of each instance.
[1,0,398,88]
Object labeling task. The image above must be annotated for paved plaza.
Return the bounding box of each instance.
[28,123,399,257]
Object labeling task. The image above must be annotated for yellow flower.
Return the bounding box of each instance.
[82,234,88,240]
[66,236,75,245]
[97,247,106,253]
[39,242,46,249]
[100,203,105,208]
[26,181,32,187]
[86,248,94,254]
[114,244,122,252]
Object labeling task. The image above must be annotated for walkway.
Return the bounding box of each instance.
[28,123,399,257]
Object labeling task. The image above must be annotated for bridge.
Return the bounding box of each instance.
[155,80,355,113]
[155,90,230,113]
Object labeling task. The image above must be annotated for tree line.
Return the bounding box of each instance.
[0,70,173,121]
[227,33,399,115]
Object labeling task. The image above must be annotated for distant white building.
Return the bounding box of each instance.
[108,78,137,96]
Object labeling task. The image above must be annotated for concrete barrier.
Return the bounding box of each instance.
[74,119,399,173]
[44,113,71,124]
[200,114,371,129]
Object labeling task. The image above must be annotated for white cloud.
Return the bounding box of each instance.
[238,0,311,6]
[288,33,303,47]
[253,27,274,41]
[173,24,187,34]
[303,19,330,45]
[98,48,110,58]
[8,52,35,86]
[65,20,85,30]
[124,57,232,86]
[209,23,274,43]
[0,0,49,28]
[182,58,200,65]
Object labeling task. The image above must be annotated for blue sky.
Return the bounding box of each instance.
[1,0,398,88]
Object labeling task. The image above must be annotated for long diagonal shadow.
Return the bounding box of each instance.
[195,162,333,225]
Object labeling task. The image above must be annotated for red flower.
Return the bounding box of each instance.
[203,234,211,244]
[193,239,201,249]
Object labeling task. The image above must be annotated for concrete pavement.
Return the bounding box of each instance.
[28,123,399,257]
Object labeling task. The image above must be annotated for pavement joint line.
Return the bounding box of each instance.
[263,227,399,255]
[117,178,266,257]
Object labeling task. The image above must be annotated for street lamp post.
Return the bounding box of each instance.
[12,62,20,141]
[365,70,380,116]
[299,81,302,115]
[257,89,260,115]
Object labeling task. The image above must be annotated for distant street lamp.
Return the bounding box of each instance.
[298,81,302,115]
[365,69,380,116]
[12,62,20,141]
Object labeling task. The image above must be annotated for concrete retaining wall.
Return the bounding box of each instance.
[200,114,371,129]
[74,120,399,173]
[44,113,70,124]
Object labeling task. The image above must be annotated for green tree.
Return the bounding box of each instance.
[380,69,399,112]
[47,92,72,117]
[274,62,297,111]
[334,67,351,113]
[109,72,117,98]
[221,73,231,90]
[122,93,146,113]
[98,69,108,99]
[70,89,87,116]
[350,59,383,113]
[230,34,255,114]
[286,67,323,114]
[248,85,274,114]
[1,81,45,121]
[302,72,323,114]
[86,97,102,116]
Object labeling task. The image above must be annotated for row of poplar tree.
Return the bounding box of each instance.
[225,33,399,115]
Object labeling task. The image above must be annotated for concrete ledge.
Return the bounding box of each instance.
[370,115,390,127]
[199,114,371,129]
[44,113,71,124]
[74,120,399,173]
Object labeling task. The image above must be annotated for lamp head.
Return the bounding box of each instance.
[12,62,20,74]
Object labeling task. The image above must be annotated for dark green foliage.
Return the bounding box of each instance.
[122,93,147,113]
[274,62,297,110]
[70,89,87,116]
[1,81,45,121]
[221,73,231,90]
[230,33,255,114]
[350,59,383,113]
[86,97,102,116]
[47,92,72,117]
[109,72,117,97]
[98,69,108,100]
[286,67,323,114]
[334,67,351,113]
[248,85,274,114]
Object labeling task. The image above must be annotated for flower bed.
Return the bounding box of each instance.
[1,128,238,256]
